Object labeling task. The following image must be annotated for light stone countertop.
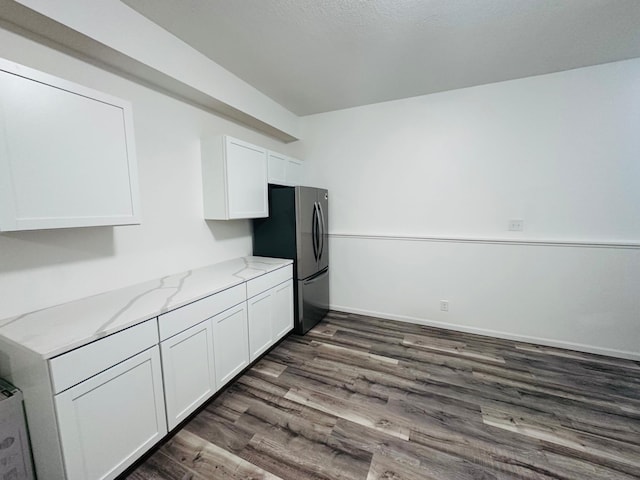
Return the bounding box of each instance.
[0,256,292,359]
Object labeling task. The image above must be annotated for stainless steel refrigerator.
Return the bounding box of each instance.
[252,185,329,334]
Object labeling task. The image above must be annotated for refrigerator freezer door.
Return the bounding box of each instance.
[297,268,329,334]
[295,186,320,280]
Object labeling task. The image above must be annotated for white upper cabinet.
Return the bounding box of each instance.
[267,150,302,186]
[201,135,268,220]
[0,58,140,232]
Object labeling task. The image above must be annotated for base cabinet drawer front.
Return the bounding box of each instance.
[161,321,216,430]
[246,264,293,299]
[247,290,273,362]
[272,280,294,341]
[212,304,249,388]
[49,319,158,394]
[158,283,245,341]
[54,346,167,480]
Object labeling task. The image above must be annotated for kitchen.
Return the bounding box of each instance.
[0,1,639,479]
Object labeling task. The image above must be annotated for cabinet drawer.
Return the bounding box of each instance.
[246,265,293,299]
[49,319,158,394]
[158,283,245,341]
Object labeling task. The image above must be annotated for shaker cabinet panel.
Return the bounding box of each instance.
[201,135,268,220]
[161,321,216,430]
[212,303,250,387]
[0,58,140,232]
[267,151,302,187]
[247,290,273,362]
[54,346,166,480]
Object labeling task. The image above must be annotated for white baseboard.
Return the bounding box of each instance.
[330,304,640,362]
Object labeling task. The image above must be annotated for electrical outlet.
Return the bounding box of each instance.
[508,219,524,231]
[440,300,449,312]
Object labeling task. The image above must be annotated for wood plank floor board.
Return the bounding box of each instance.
[125,312,640,480]
[515,390,640,444]
[183,401,254,455]
[329,418,517,480]
[318,329,376,350]
[514,343,640,371]
[481,405,640,476]
[276,365,390,405]
[126,449,208,480]
[160,430,283,480]
[472,370,640,415]
[502,351,640,399]
[240,431,371,480]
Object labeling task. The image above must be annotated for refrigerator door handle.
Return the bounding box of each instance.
[318,200,326,260]
[315,201,322,261]
[311,202,319,261]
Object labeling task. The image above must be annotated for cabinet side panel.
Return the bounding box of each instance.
[201,136,227,220]
[0,339,65,479]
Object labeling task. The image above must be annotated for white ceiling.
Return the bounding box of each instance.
[122,0,640,116]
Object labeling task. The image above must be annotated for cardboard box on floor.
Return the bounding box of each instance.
[0,378,34,480]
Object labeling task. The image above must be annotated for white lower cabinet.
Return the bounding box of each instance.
[54,346,166,480]
[247,265,294,362]
[212,303,250,387]
[1,260,294,480]
[160,321,216,430]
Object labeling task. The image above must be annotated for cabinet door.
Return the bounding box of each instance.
[54,347,166,480]
[0,58,139,232]
[212,303,249,388]
[226,137,268,218]
[247,290,273,362]
[267,151,287,185]
[272,280,294,341]
[161,321,216,430]
[286,158,303,186]
[267,151,302,187]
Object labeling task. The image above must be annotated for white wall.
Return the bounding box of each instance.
[301,59,640,359]
[0,27,297,320]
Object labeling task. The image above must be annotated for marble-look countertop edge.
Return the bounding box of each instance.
[0,256,293,360]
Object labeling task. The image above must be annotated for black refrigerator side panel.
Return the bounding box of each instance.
[252,185,296,260]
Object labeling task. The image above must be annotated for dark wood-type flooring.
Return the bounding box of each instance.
[127,311,640,479]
